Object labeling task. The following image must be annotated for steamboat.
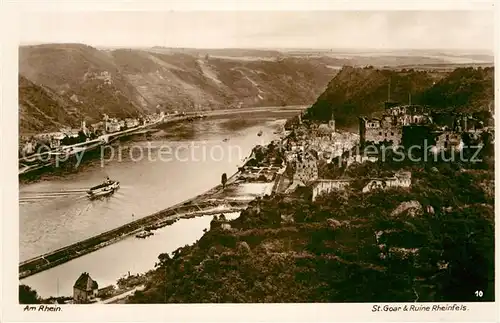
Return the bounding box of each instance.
[87,177,120,199]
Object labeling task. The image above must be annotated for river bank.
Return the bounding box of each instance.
[19,116,175,181]
[19,144,285,280]
[19,109,297,298]
[20,108,295,261]
[19,106,305,181]
[20,137,285,298]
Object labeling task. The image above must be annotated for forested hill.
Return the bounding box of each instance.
[305,66,494,129]
[415,67,494,113]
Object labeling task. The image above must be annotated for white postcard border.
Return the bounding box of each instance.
[1,0,499,322]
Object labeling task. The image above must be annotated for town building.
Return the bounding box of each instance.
[84,71,112,84]
[20,140,35,155]
[292,152,318,184]
[73,272,99,303]
[34,132,60,141]
[90,122,104,133]
[221,223,232,231]
[316,123,335,139]
[433,131,462,151]
[345,154,379,167]
[50,133,66,149]
[312,112,336,139]
[105,118,121,133]
[97,285,115,299]
[125,118,140,129]
[59,127,79,139]
[81,120,90,137]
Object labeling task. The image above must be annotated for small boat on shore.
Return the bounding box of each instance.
[257,130,263,136]
[223,138,229,142]
[136,231,154,239]
[87,178,120,199]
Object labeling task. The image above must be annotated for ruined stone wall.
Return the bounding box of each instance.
[362,172,412,193]
[364,126,403,146]
[312,179,352,201]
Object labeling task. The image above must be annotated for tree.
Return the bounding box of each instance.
[156,252,172,268]
[19,285,40,304]
[221,173,228,189]
[61,135,71,146]
[77,130,87,143]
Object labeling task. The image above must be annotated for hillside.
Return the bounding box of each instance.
[126,158,494,303]
[19,44,338,133]
[19,44,149,124]
[415,67,494,113]
[19,75,83,133]
[306,66,494,129]
[110,50,334,110]
[305,66,441,128]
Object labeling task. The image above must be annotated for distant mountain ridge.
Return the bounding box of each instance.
[19,44,494,134]
[19,43,338,133]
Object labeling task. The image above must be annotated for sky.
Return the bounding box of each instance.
[18,11,495,51]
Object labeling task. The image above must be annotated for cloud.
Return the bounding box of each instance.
[19,11,494,50]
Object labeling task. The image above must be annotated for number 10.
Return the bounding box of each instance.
[475,290,483,297]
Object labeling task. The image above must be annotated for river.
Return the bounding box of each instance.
[19,108,298,298]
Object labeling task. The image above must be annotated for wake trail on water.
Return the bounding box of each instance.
[19,189,89,202]
[22,188,88,194]
[19,183,134,206]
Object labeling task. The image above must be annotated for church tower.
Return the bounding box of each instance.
[328,110,335,132]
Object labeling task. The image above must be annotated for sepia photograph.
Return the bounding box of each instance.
[1,1,497,321]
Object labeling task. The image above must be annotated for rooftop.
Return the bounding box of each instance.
[74,272,98,291]
[317,124,335,134]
